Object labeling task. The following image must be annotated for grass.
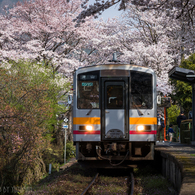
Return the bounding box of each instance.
[22,163,97,195]
[134,163,177,195]
[90,174,129,195]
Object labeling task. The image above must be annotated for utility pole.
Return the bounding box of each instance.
[62,121,68,164]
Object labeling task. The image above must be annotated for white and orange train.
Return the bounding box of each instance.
[72,63,157,167]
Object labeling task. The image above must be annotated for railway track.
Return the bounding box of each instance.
[81,173,99,195]
[81,170,134,195]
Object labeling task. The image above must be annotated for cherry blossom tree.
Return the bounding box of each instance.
[121,5,180,94]
[78,0,195,94]
[99,2,195,94]
[0,0,116,77]
[1,0,195,95]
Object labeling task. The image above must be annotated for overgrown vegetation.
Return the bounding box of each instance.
[24,163,96,195]
[134,164,177,195]
[0,60,74,194]
[25,162,177,195]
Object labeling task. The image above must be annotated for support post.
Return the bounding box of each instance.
[164,107,167,141]
[192,84,195,142]
[64,129,66,164]
[49,164,52,174]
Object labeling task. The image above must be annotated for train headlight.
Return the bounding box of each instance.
[86,125,93,131]
[136,125,151,132]
[136,125,145,131]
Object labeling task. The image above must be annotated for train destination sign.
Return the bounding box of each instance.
[79,74,98,80]
[82,82,93,87]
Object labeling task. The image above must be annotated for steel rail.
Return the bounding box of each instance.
[81,172,99,195]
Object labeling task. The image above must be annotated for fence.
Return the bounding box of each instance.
[159,120,192,143]
[158,125,179,142]
[171,125,179,142]
[180,119,192,144]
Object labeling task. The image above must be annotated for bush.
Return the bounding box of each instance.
[66,142,76,160]
[0,60,70,190]
[42,142,75,173]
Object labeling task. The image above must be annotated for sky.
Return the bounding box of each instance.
[88,0,124,21]
[0,0,19,13]
[0,0,124,20]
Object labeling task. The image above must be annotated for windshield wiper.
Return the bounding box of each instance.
[132,99,143,116]
[86,107,93,115]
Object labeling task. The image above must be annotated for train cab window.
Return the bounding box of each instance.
[130,71,153,109]
[77,71,99,109]
[106,85,124,109]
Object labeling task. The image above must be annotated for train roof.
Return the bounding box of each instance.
[75,63,155,75]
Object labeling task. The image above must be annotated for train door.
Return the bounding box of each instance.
[101,78,129,140]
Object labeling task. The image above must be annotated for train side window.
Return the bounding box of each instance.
[77,71,99,109]
[130,71,153,109]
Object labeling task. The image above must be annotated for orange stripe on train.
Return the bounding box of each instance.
[73,117,100,125]
[130,117,157,125]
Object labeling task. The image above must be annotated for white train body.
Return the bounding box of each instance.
[72,64,157,167]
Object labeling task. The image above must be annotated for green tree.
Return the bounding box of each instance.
[0,60,70,191]
[167,105,180,125]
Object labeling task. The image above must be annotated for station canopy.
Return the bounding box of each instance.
[168,66,195,84]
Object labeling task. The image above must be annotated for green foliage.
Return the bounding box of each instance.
[66,142,76,160]
[181,53,195,70]
[43,146,64,171]
[41,142,75,173]
[133,164,176,195]
[167,105,180,125]
[0,60,70,190]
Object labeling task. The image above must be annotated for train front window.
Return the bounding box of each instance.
[77,71,99,109]
[130,71,153,109]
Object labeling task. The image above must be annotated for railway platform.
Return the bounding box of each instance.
[155,141,195,195]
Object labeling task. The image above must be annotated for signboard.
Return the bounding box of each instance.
[63,125,68,129]
[64,118,68,123]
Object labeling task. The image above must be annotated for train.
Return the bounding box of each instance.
[72,61,157,168]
